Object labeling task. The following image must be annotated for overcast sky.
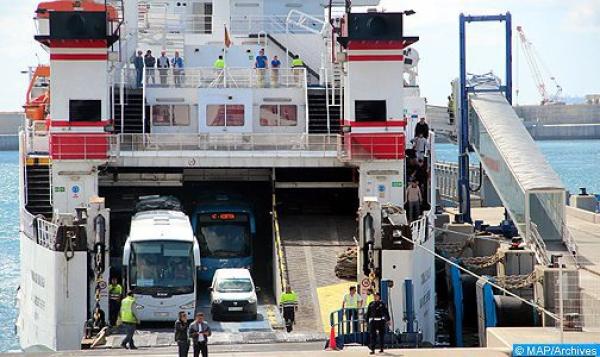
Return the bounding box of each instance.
[0,0,598,111]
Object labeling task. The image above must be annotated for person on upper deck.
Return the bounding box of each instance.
[157,51,171,86]
[271,55,281,69]
[213,55,225,86]
[271,55,281,87]
[414,117,429,139]
[133,51,144,88]
[144,50,156,85]
[292,55,305,85]
[214,55,225,70]
[255,49,269,87]
[255,48,269,69]
[172,51,184,87]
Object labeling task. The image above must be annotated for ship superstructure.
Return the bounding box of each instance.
[17,0,435,351]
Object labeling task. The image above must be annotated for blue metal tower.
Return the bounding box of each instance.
[457,12,513,223]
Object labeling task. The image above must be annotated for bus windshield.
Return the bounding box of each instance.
[196,213,251,258]
[129,241,194,295]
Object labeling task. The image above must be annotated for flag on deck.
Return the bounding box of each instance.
[224,25,232,48]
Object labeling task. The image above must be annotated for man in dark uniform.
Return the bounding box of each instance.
[365,292,391,355]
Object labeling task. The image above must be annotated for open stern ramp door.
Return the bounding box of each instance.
[468,92,570,262]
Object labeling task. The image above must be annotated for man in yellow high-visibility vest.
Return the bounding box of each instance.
[365,288,375,307]
[108,277,123,327]
[280,286,299,333]
[119,291,139,349]
[291,55,305,86]
[342,286,363,333]
[213,55,225,70]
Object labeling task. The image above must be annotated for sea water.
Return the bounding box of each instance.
[0,151,19,351]
[0,140,599,351]
[435,140,600,194]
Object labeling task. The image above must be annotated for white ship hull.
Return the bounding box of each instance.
[17,234,87,351]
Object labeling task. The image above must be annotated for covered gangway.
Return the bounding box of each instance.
[469,92,567,260]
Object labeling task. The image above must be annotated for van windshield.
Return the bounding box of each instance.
[216,278,253,293]
[129,241,194,295]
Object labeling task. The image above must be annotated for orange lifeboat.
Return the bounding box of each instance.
[23,65,50,121]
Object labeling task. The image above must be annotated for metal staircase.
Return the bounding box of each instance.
[308,88,341,134]
[25,159,52,218]
[113,88,148,134]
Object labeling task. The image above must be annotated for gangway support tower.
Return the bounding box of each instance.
[457,13,512,223]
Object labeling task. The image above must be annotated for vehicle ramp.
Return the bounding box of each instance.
[468,92,572,262]
[278,213,356,332]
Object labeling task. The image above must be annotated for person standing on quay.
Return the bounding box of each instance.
[174,311,190,357]
[108,276,123,327]
[119,291,139,350]
[189,312,212,357]
[365,292,390,355]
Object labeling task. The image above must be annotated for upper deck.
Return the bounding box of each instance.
[25,0,422,170]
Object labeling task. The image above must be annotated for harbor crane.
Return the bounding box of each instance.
[516,25,563,105]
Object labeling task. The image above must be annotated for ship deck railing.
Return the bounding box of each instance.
[20,207,59,251]
[138,11,320,36]
[111,67,307,90]
[108,133,416,163]
[110,133,339,157]
[144,67,307,89]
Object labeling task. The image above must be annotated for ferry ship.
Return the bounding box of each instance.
[17,0,436,351]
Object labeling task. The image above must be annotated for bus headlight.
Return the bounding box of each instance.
[179,301,195,310]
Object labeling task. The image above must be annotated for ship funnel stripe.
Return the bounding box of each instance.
[50,53,108,61]
[347,40,414,50]
[347,55,404,62]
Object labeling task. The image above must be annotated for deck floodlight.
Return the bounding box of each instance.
[404,10,416,16]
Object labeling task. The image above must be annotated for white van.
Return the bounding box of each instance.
[209,268,258,320]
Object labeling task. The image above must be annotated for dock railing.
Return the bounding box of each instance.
[329,307,370,346]
[528,221,550,266]
[434,161,482,203]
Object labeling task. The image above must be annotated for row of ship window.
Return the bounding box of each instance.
[151,104,298,127]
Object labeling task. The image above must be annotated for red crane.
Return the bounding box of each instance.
[516,25,563,105]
